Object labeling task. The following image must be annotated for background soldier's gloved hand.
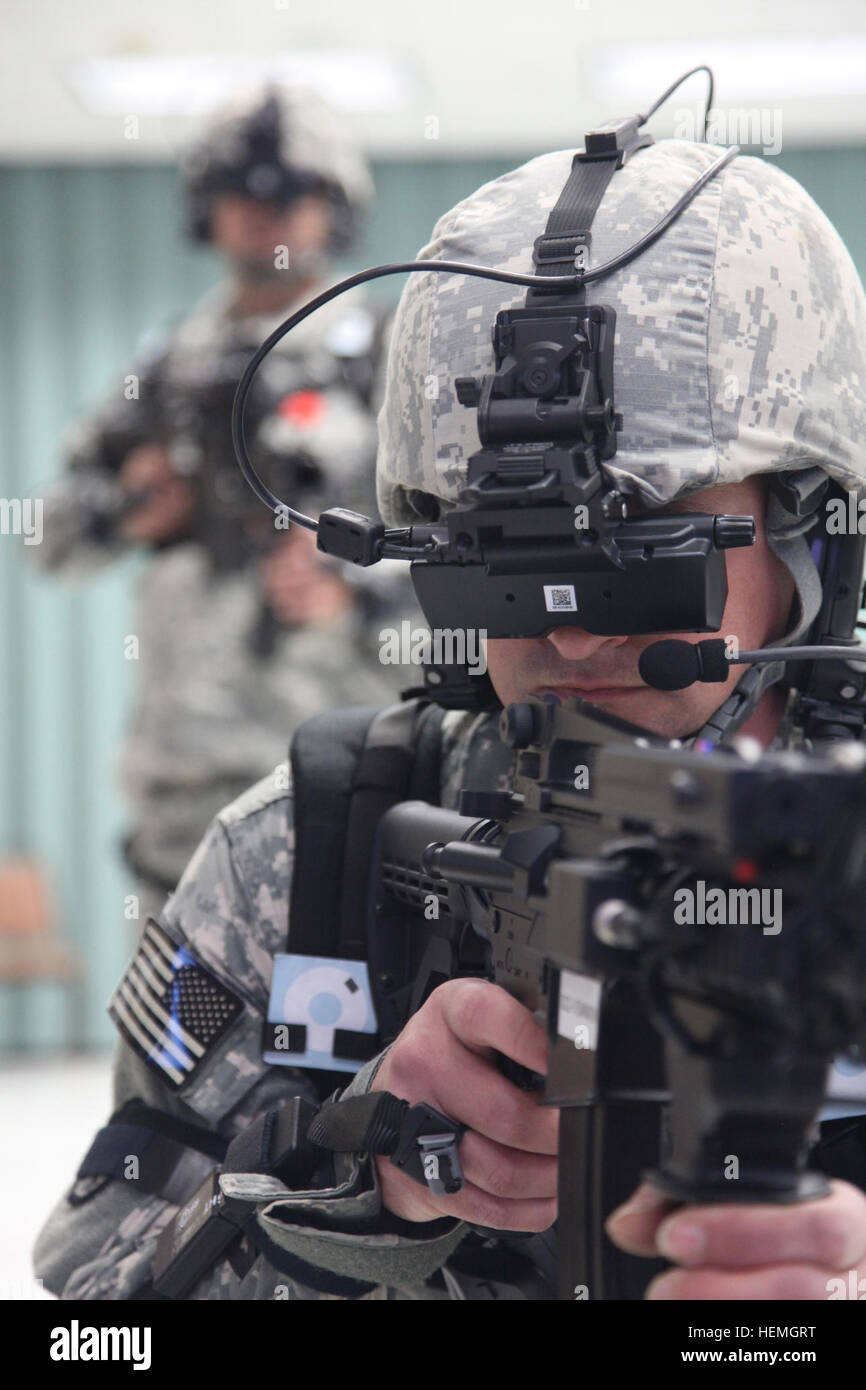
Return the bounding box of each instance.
[118,443,197,543]
[369,978,559,1230]
[261,525,353,625]
[606,1177,866,1300]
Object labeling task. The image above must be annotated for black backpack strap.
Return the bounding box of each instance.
[338,700,446,955]
[409,699,452,802]
[289,697,447,959]
[278,697,448,1069]
[288,698,446,958]
[287,703,384,959]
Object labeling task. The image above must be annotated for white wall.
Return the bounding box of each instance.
[2,0,866,161]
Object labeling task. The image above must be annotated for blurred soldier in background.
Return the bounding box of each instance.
[34,86,415,926]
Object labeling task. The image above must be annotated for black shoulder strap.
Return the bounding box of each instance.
[287,697,447,961]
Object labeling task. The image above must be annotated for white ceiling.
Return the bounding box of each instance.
[3,0,866,161]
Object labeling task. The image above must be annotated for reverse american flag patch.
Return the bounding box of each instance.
[109,920,244,1090]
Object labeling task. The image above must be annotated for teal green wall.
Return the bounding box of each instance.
[1,149,864,1047]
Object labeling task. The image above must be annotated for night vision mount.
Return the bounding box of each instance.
[409,297,754,641]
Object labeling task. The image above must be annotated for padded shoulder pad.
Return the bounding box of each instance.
[288,699,446,961]
[289,705,385,960]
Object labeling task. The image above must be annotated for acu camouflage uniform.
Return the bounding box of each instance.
[34,138,866,1298]
[29,699,839,1302]
[33,709,513,1301]
[34,281,417,916]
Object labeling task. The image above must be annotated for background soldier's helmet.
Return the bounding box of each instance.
[180,84,374,255]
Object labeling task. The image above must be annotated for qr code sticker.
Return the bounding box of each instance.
[543,584,577,613]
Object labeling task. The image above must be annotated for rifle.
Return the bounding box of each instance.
[368,694,866,1299]
[152,342,336,657]
[81,337,351,656]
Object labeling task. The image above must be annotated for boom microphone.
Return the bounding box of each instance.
[639,638,866,691]
[638,639,729,690]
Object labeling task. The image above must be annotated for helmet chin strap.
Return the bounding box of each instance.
[686,489,825,748]
[683,657,788,748]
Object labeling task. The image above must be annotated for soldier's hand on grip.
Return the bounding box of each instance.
[370,979,559,1229]
[118,444,197,543]
[261,527,352,625]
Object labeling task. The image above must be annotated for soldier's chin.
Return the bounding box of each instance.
[233,257,302,287]
[233,250,326,288]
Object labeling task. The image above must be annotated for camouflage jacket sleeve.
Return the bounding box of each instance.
[32,767,466,1300]
[32,342,168,577]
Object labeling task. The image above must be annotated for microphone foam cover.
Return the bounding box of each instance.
[638,640,702,691]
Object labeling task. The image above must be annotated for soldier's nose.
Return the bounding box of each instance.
[544,626,630,662]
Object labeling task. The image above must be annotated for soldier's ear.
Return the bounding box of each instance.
[406,490,441,522]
